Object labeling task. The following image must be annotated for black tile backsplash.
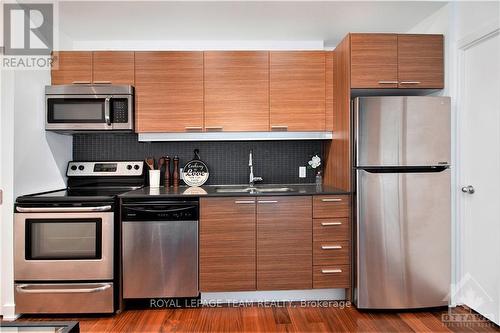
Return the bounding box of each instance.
[73,134,324,185]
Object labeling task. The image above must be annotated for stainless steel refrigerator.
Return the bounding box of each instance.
[354,96,451,309]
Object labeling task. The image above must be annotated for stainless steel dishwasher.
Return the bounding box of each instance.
[121,199,199,298]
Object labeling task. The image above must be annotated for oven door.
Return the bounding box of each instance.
[45,94,133,131]
[14,209,114,281]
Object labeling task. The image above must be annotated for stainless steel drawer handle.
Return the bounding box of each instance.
[399,81,421,84]
[321,198,342,202]
[321,222,342,226]
[185,126,203,131]
[71,81,91,84]
[16,205,112,213]
[258,200,278,204]
[235,200,255,204]
[321,269,342,274]
[378,81,398,84]
[321,245,342,250]
[271,125,288,131]
[93,81,112,84]
[16,283,111,294]
[206,126,223,131]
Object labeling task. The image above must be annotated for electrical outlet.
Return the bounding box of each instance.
[299,166,306,178]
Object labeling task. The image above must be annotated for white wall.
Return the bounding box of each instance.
[13,71,72,197]
[0,71,17,320]
[407,0,500,308]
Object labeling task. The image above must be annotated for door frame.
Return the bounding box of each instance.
[455,20,500,307]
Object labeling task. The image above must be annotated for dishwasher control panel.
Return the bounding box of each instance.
[121,199,199,221]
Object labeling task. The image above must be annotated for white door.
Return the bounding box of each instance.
[459,30,500,325]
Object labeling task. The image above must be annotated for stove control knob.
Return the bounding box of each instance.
[71,165,77,171]
[78,165,85,171]
[134,164,140,170]
[127,165,132,170]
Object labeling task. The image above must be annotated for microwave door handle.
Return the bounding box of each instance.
[104,96,111,126]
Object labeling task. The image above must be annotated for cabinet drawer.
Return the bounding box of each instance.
[313,265,350,289]
[313,218,349,242]
[313,240,350,265]
[313,195,350,218]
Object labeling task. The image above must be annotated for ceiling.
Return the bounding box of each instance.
[58,1,448,48]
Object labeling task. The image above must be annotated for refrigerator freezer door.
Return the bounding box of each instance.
[355,168,451,309]
[355,96,451,167]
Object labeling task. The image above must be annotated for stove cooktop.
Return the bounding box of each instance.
[16,186,142,204]
[16,161,147,205]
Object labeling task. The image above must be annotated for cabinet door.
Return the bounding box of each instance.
[51,51,92,85]
[92,51,134,85]
[204,52,269,131]
[270,52,326,131]
[398,34,444,89]
[200,197,256,292]
[257,196,312,290]
[135,52,203,132]
[350,34,398,88]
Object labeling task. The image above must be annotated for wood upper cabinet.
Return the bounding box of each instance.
[204,52,269,131]
[257,196,312,290]
[270,51,326,131]
[200,197,256,292]
[51,51,92,85]
[134,52,204,132]
[349,33,444,89]
[92,51,135,85]
[398,34,444,89]
[350,34,398,88]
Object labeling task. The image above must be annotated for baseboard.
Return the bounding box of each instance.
[201,288,346,303]
[1,303,20,321]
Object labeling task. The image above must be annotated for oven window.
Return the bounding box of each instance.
[47,99,105,123]
[26,219,102,260]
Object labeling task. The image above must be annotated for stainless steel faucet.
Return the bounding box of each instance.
[249,150,263,186]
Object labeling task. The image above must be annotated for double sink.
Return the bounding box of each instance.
[215,185,296,194]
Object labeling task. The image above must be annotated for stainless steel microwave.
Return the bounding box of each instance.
[45,85,134,132]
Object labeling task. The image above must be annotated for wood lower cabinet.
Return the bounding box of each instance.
[270,51,326,131]
[312,195,351,290]
[92,51,134,85]
[135,52,204,132]
[204,52,269,131]
[350,34,398,88]
[200,197,256,292]
[256,196,312,290]
[398,34,444,89]
[51,51,92,85]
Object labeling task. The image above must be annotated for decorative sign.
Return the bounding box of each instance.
[182,149,209,187]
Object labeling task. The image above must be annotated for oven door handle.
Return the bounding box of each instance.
[104,96,111,126]
[16,283,111,294]
[16,205,112,213]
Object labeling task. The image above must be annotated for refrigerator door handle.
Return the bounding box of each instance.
[359,165,449,174]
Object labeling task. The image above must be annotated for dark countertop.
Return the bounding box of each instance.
[120,184,350,199]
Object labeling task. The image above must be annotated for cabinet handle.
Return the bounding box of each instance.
[399,81,421,84]
[185,126,203,132]
[258,200,278,204]
[271,125,288,131]
[321,245,342,250]
[321,198,342,202]
[321,222,342,226]
[206,126,223,131]
[93,80,112,84]
[235,200,255,204]
[72,81,91,84]
[321,269,342,274]
[378,81,398,84]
